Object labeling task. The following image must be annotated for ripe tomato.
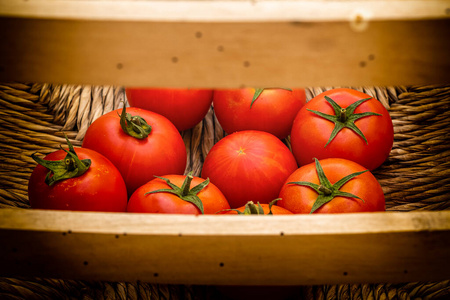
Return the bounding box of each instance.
[82,106,187,196]
[28,138,127,212]
[219,199,293,215]
[213,88,306,139]
[290,88,393,170]
[278,158,385,214]
[201,130,298,208]
[127,174,230,214]
[126,88,213,131]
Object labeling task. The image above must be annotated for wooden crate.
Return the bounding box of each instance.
[0,0,449,87]
[0,1,449,299]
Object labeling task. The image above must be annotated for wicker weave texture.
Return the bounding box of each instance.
[0,83,449,299]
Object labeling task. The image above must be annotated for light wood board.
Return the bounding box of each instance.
[1,208,449,285]
[0,0,449,87]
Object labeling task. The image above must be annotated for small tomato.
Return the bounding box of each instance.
[219,199,293,215]
[278,158,385,214]
[127,174,230,215]
[28,136,127,212]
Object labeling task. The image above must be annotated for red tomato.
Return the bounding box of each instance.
[28,147,127,212]
[290,88,393,170]
[82,106,187,196]
[127,174,230,214]
[126,88,213,131]
[201,130,298,208]
[219,201,293,215]
[213,88,306,139]
[278,158,385,214]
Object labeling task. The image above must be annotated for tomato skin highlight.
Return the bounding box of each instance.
[290,88,394,170]
[28,148,127,212]
[126,88,213,131]
[213,88,306,139]
[127,175,230,214]
[201,130,298,208]
[278,158,385,214]
[82,107,187,197]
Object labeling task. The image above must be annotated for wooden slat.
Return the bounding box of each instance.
[1,208,449,285]
[0,0,449,87]
[0,0,448,22]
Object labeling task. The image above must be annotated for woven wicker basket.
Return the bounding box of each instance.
[0,83,449,299]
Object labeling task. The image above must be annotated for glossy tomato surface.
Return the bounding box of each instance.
[127,175,230,214]
[28,148,127,212]
[213,88,306,139]
[278,158,385,214]
[201,130,298,208]
[126,88,213,131]
[290,88,393,170]
[82,107,187,196]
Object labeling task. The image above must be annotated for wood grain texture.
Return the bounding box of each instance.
[0,0,448,22]
[1,208,449,285]
[0,9,449,87]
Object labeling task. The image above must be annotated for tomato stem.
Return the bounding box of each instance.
[218,198,281,215]
[146,173,209,214]
[118,105,152,139]
[318,185,333,195]
[250,87,293,108]
[31,134,91,186]
[181,175,194,196]
[306,96,381,146]
[247,201,260,214]
[339,108,347,122]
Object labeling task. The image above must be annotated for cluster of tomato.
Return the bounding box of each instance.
[28,87,393,215]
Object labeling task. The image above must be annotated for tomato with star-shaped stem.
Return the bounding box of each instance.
[28,135,128,212]
[127,173,230,214]
[218,199,293,215]
[290,88,393,170]
[278,158,385,214]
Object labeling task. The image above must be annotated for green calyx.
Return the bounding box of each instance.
[31,134,91,186]
[250,88,293,108]
[307,96,381,147]
[288,158,367,214]
[145,172,209,214]
[118,105,152,139]
[221,198,281,215]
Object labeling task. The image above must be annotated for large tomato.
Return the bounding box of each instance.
[127,174,230,214]
[213,88,306,139]
[82,106,187,196]
[290,88,393,170]
[201,130,298,208]
[126,88,213,131]
[28,138,127,212]
[278,158,385,214]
